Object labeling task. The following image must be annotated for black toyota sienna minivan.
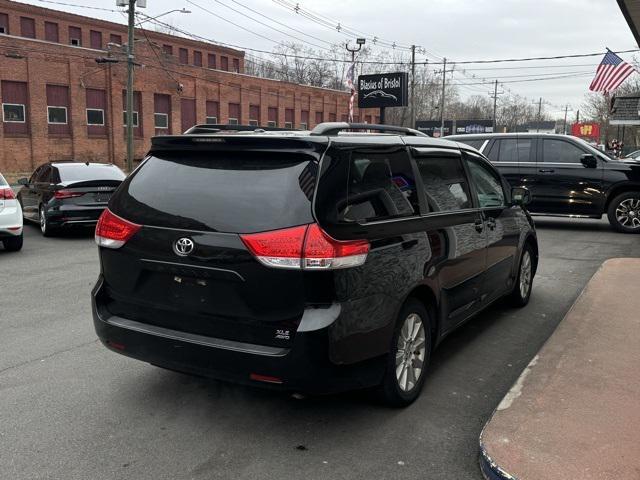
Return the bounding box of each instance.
[92,123,538,406]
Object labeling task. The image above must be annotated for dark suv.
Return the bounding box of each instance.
[447,133,640,233]
[91,123,538,406]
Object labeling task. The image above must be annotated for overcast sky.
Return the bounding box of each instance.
[16,0,639,117]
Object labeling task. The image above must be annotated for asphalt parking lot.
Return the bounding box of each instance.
[2,217,639,480]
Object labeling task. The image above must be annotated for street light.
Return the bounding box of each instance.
[136,8,191,26]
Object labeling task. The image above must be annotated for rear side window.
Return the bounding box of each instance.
[415,152,471,212]
[58,164,125,182]
[339,149,419,223]
[542,139,585,163]
[496,139,532,162]
[114,151,317,233]
[0,174,8,186]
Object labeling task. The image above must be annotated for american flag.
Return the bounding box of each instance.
[346,62,355,122]
[589,50,636,94]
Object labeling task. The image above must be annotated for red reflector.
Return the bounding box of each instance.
[250,373,283,384]
[106,340,126,351]
[0,188,16,200]
[54,189,85,199]
[7,226,22,231]
[95,208,141,249]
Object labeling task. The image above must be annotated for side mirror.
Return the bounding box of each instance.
[17,177,28,185]
[511,187,531,207]
[580,154,597,168]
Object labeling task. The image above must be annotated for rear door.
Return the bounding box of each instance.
[533,137,604,215]
[485,136,534,190]
[104,140,324,349]
[20,166,43,219]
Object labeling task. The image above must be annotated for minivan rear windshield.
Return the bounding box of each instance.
[114,151,317,233]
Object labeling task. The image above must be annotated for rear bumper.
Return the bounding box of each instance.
[47,204,106,227]
[91,277,385,394]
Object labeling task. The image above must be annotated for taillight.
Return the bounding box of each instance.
[0,188,16,200]
[240,223,369,270]
[95,208,141,249]
[54,190,84,199]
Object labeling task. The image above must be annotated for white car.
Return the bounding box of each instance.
[0,173,23,251]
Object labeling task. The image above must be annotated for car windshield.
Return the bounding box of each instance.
[57,164,126,182]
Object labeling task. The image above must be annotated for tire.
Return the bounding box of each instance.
[378,299,432,407]
[607,192,640,233]
[39,204,55,237]
[508,244,534,307]
[2,233,23,252]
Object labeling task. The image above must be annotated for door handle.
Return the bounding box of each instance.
[538,168,555,173]
[474,219,484,233]
[486,218,497,230]
[401,239,418,250]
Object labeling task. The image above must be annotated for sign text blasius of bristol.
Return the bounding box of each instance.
[357,72,408,109]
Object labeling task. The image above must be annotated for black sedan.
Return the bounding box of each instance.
[17,161,126,236]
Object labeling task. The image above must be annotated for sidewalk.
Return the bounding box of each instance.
[480,258,640,480]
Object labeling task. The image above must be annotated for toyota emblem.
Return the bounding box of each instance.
[173,237,195,257]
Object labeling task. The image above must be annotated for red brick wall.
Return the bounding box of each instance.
[0,1,376,174]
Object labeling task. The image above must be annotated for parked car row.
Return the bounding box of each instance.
[0,162,126,252]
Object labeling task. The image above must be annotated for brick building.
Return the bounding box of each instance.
[0,0,374,175]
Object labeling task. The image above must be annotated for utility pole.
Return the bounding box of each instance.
[440,57,446,137]
[410,45,416,129]
[489,79,504,132]
[536,97,543,133]
[576,109,580,124]
[125,0,136,173]
[563,104,570,135]
[345,38,365,123]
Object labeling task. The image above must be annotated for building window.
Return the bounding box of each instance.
[329,113,337,122]
[206,100,219,124]
[179,48,188,64]
[2,104,26,123]
[47,106,68,124]
[300,110,309,130]
[207,53,216,69]
[2,81,29,134]
[154,93,171,133]
[228,103,240,125]
[285,108,294,129]
[154,113,168,129]
[0,13,9,35]
[47,85,70,134]
[86,88,106,135]
[221,56,229,71]
[268,106,277,127]
[315,111,323,125]
[193,51,202,67]
[249,105,260,126]
[232,58,240,73]
[45,22,59,42]
[181,98,196,132]
[86,108,104,126]
[90,30,102,49]
[109,33,122,46]
[122,111,139,127]
[163,44,173,56]
[20,17,35,38]
[69,26,82,46]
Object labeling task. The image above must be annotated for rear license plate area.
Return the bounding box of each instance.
[169,275,210,306]
[95,193,111,203]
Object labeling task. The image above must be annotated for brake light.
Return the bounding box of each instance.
[95,208,141,249]
[240,223,369,270]
[54,190,85,199]
[0,188,15,200]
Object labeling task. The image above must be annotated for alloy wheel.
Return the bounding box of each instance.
[615,198,640,230]
[40,206,47,234]
[519,250,532,299]
[395,313,427,392]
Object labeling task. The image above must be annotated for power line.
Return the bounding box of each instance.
[19,0,121,13]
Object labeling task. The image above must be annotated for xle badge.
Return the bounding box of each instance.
[275,329,290,340]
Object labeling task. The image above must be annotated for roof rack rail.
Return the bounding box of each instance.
[310,122,427,137]
[183,124,298,135]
